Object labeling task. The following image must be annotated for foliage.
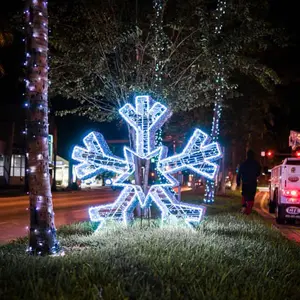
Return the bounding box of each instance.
[0,31,13,76]
[49,0,284,122]
[1,192,300,300]
[221,78,279,141]
[95,171,115,182]
[163,83,278,156]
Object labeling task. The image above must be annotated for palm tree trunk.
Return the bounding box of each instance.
[25,0,59,255]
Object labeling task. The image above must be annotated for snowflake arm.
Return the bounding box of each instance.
[89,186,145,229]
[159,129,222,179]
[72,131,131,180]
[143,186,206,227]
[72,96,222,230]
[119,95,171,157]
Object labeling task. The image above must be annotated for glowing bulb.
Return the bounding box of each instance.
[72,96,221,229]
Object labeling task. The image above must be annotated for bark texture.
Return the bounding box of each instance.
[25,0,59,254]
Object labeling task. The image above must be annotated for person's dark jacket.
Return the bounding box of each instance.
[237,158,261,199]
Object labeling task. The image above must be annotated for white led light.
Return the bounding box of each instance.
[72,96,222,229]
[204,0,227,203]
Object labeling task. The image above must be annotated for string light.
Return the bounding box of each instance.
[72,96,221,230]
[152,0,165,88]
[24,0,59,255]
[204,0,227,203]
[151,0,171,186]
[119,96,171,157]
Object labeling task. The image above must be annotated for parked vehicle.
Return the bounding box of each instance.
[269,158,300,224]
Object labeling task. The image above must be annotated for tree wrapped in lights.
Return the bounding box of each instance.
[204,0,227,203]
[50,0,282,126]
[152,0,168,184]
[24,0,59,255]
[72,96,222,229]
[49,0,284,202]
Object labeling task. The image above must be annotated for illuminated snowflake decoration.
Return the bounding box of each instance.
[72,96,222,230]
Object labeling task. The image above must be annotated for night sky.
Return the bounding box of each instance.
[1,0,300,160]
[0,0,128,159]
[269,0,300,132]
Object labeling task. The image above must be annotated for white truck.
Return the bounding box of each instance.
[269,158,300,224]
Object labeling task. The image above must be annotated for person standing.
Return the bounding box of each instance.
[237,150,261,214]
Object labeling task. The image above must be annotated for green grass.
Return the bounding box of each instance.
[1,192,300,300]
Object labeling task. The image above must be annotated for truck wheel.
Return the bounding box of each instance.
[269,189,277,214]
[276,205,285,224]
[286,218,296,225]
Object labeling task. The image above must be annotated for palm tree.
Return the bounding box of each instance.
[25,0,59,255]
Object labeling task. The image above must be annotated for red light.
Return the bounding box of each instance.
[291,190,297,196]
[267,151,273,157]
[282,190,299,197]
[296,151,300,157]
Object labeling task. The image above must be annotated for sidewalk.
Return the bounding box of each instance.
[254,191,300,243]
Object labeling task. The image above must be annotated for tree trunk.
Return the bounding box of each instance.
[52,120,58,191]
[52,153,57,191]
[245,132,252,155]
[203,1,227,203]
[142,159,150,217]
[219,146,226,195]
[129,128,142,217]
[25,0,59,255]
[7,122,15,186]
[231,140,237,191]
[204,101,220,203]
[142,160,150,195]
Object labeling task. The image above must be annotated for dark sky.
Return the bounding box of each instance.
[269,0,300,131]
[1,0,300,158]
[0,1,128,159]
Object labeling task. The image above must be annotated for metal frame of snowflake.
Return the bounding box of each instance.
[72,95,222,229]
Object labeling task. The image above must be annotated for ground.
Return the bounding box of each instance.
[0,186,190,243]
[1,191,300,300]
[0,188,119,242]
[255,189,300,242]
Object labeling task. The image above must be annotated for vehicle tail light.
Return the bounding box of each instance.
[282,189,299,197]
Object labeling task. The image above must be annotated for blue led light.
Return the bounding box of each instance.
[72,96,222,229]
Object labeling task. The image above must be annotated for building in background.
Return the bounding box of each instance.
[0,132,70,188]
[0,117,26,187]
[50,155,69,188]
[0,104,69,189]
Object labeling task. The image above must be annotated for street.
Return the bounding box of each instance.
[255,188,300,243]
[0,188,117,244]
[2,187,300,245]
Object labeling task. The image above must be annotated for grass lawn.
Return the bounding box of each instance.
[1,191,300,300]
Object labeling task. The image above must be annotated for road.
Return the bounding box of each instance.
[2,187,300,245]
[0,188,117,244]
[255,188,300,243]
